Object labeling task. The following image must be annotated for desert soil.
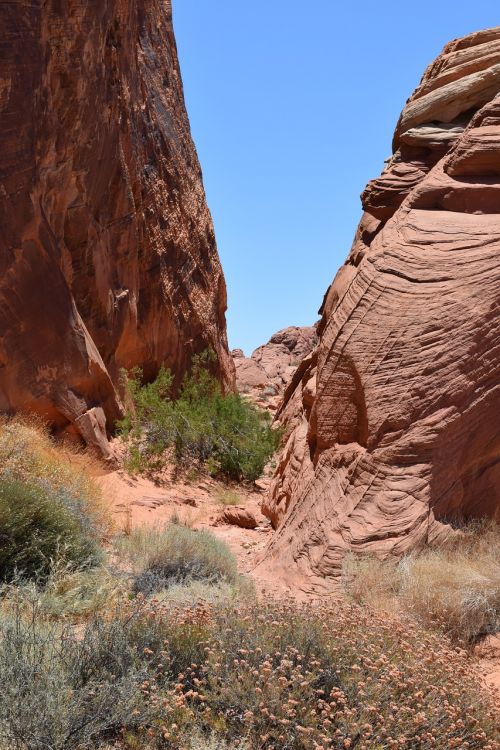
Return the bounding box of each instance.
[94,460,296,601]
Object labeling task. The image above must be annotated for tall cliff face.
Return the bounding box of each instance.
[263,28,500,590]
[0,0,234,453]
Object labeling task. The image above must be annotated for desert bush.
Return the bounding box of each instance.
[125,599,499,749]
[0,595,497,750]
[0,603,148,750]
[0,476,103,583]
[343,520,500,643]
[0,594,216,750]
[118,351,280,482]
[116,523,239,596]
[0,417,110,585]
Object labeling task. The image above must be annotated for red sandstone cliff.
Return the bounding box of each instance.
[0,0,234,454]
[262,28,500,590]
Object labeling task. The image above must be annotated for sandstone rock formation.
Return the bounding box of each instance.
[219,506,258,530]
[0,0,233,454]
[263,28,500,590]
[232,326,318,411]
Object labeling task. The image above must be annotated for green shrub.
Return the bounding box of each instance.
[116,523,239,596]
[118,351,280,482]
[0,416,112,537]
[0,476,102,583]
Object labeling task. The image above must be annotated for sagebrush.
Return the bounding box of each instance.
[116,523,239,596]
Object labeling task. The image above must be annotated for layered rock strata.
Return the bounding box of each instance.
[0,0,233,453]
[263,28,500,589]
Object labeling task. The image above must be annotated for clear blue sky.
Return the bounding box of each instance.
[173,1,499,355]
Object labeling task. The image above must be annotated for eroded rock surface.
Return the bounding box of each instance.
[263,28,500,590]
[219,506,258,530]
[0,0,233,452]
[232,326,318,411]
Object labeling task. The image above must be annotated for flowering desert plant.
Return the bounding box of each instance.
[0,593,498,750]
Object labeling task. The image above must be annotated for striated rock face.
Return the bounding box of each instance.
[263,28,500,590]
[232,326,318,411]
[0,0,233,453]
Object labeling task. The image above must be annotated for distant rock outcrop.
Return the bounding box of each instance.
[263,28,500,590]
[0,0,234,455]
[232,326,318,411]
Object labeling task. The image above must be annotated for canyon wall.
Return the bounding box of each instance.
[263,28,500,590]
[0,0,233,454]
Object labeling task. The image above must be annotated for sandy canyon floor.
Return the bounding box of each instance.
[89,457,500,707]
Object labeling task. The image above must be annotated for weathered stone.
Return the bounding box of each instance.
[0,0,234,452]
[74,408,113,459]
[232,326,318,411]
[221,506,258,530]
[262,28,500,589]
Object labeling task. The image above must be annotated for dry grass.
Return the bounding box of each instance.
[214,487,242,506]
[342,555,402,614]
[187,733,248,750]
[0,563,128,620]
[142,578,255,608]
[0,416,112,538]
[343,520,500,643]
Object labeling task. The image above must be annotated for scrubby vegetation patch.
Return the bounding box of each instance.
[118,351,280,482]
[0,596,498,750]
[116,523,239,596]
[343,520,500,643]
[0,418,107,584]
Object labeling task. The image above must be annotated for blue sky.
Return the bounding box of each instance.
[173,2,499,355]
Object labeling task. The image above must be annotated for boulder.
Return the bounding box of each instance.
[221,507,258,530]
